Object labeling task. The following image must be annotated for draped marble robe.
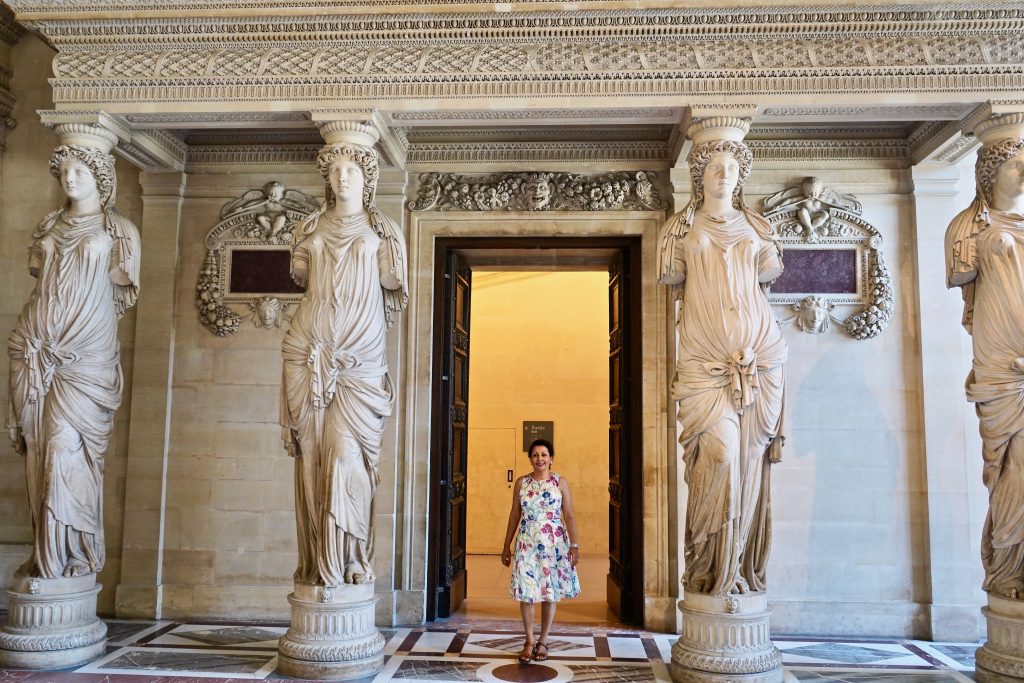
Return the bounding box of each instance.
[281,208,407,587]
[7,208,140,579]
[660,208,787,596]
[947,202,1024,599]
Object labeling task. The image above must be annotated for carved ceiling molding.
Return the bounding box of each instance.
[389,107,682,126]
[748,139,910,166]
[406,141,671,169]
[17,6,1024,108]
[759,103,977,121]
[123,111,312,128]
[185,144,321,171]
[0,5,24,47]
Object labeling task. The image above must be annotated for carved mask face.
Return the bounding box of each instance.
[796,296,832,333]
[993,150,1024,210]
[329,159,365,205]
[60,159,99,204]
[524,179,552,209]
[257,299,279,328]
[702,151,740,203]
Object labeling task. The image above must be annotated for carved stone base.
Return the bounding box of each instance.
[0,575,107,670]
[977,594,1024,681]
[671,591,783,683]
[276,581,384,681]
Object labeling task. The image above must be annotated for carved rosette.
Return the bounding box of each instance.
[763,178,893,340]
[197,183,320,337]
[409,171,667,212]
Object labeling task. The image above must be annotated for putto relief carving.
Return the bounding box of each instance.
[408,171,667,212]
[762,177,892,340]
[196,182,320,336]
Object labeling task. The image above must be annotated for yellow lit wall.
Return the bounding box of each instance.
[466,271,610,557]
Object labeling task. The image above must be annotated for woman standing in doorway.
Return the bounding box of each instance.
[501,439,581,664]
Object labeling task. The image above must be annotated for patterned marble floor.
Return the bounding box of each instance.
[0,617,982,683]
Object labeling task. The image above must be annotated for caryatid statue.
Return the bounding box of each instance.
[946,112,1024,680]
[7,125,140,581]
[659,117,787,598]
[280,139,408,589]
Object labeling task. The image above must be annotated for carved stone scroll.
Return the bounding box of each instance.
[763,176,893,340]
[409,171,667,212]
[197,182,320,336]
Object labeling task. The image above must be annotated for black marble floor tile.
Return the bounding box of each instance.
[930,644,977,668]
[169,626,283,647]
[469,636,591,655]
[96,649,274,674]
[568,664,658,682]
[785,644,912,664]
[391,658,482,681]
[103,620,160,644]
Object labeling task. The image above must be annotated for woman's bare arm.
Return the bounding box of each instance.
[559,477,580,568]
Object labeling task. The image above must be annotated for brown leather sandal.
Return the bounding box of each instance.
[518,641,534,664]
[533,641,549,662]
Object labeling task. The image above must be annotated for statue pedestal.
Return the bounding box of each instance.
[670,591,783,683]
[276,581,384,681]
[977,594,1024,681]
[0,575,107,669]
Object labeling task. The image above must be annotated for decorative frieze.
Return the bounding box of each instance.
[409,171,666,212]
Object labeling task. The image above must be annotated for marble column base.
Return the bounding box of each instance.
[277,581,384,681]
[0,575,107,669]
[977,594,1024,681]
[671,591,783,683]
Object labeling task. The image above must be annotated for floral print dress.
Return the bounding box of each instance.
[509,473,582,603]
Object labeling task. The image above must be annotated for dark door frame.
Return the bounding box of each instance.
[426,236,645,625]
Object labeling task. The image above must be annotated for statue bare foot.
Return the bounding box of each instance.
[63,561,90,578]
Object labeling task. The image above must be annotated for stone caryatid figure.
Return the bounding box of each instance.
[947,114,1024,601]
[280,141,408,589]
[7,130,140,581]
[658,117,787,598]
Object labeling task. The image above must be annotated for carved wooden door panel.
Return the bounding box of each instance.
[434,250,471,618]
[607,254,640,623]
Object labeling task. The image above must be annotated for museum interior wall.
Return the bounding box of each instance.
[465,271,610,556]
[0,0,1016,647]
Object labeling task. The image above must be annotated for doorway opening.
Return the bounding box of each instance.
[461,270,611,622]
[427,237,644,626]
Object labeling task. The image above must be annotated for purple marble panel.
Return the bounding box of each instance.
[228,249,305,295]
[772,248,857,294]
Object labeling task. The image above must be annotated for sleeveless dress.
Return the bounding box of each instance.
[508,473,582,603]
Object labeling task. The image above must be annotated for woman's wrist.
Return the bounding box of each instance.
[569,543,579,550]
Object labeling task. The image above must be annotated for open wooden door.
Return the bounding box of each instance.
[607,252,642,624]
[429,249,472,619]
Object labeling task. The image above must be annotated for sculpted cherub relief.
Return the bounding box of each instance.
[763,176,862,242]
[220,181,321,242]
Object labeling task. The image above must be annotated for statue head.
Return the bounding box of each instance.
[687,139,753,210]
[975,137,1024,211]
[793,295,834,334]
[522,173,553,210]
[48,144,116,209]
[316,143,379,210]
[263,180,285,202]
[801,176,824,199]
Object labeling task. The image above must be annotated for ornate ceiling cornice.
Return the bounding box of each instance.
[9,4,1020,110]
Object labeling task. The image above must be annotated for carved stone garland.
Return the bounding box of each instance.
[762,177,893,340]
[197,182,320,336]
[409,171,667,212]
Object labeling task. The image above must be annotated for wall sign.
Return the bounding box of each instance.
[522,421,554,451]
